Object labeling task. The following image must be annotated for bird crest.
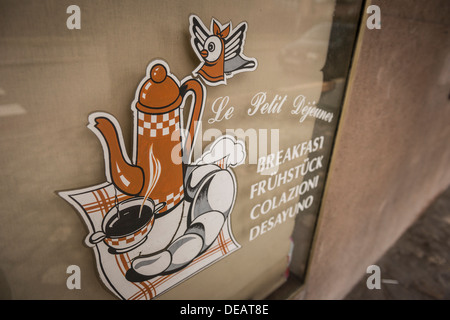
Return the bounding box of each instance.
[189,15,258,86]
[213,21,230,39]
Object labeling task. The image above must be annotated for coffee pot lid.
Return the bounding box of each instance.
[136,63,182,113]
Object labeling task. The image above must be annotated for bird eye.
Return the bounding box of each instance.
[204,36,222,62]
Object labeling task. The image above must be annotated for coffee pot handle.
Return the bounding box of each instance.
[180,78,205,163]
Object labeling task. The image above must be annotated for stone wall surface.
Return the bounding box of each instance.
[303,0,450,299]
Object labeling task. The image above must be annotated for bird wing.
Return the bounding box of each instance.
[191,16,211,55]
[224,23,247,61]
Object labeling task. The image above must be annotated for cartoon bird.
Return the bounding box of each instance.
[190,15,257,86]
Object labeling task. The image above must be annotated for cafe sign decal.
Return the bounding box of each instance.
[59,15,257,300]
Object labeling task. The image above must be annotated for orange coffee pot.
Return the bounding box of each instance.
[91,61,205,214]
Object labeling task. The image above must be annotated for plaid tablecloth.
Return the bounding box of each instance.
[62,181,240,300]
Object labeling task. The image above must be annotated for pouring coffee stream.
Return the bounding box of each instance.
[138,144,161,219]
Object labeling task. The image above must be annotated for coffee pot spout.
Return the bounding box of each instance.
[89,113,145,196]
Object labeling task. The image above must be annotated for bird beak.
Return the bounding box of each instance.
[200,50,208,58]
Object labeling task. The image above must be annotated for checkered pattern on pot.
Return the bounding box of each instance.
[137,109,180,137]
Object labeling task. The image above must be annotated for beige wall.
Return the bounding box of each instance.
[302,0,450,299]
